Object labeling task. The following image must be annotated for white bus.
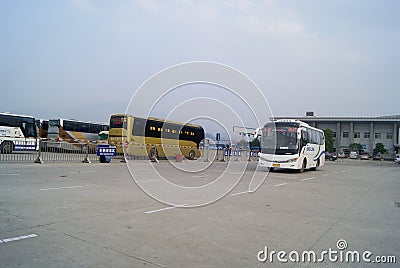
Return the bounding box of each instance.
[259,120,325,172]
[47,119,109,151]
[0,113,38,153]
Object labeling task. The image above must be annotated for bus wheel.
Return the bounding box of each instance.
[1,141,14,154]
[311,159,320,171]
[299,159,306,173]
[188,150,195,160]
[149,148,158,160]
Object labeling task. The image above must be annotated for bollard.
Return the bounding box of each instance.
[82,142,91,163]
[34,139,44,164]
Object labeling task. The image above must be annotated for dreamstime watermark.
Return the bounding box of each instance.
[124,61,275,207]
[257,239,397,264]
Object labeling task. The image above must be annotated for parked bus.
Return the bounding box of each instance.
[259,120,325,172]
[108,114,204,160]
[35,119,49,138]
[47,119,109,151]
[0,112,38,153]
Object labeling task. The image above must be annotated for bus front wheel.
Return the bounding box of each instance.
[299,159,306,173]
[1,141,14,154]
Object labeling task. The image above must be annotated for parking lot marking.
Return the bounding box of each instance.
[0,174,20,176]
[231,191,248,196]
[192,175,208,178]
[0,234,38,244]
[144,205,186,214]
[136,180,160,183]
[323,174,329,177]
[40,185,84,191]
[70,171,97,174]
[300,177,316,182]
[274,183,287,187]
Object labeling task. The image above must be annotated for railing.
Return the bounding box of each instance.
[0,140,260,163]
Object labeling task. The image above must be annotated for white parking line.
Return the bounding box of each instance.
[300,177,316,182]
[323,174,329,177]
[40,186,84,191]
[231,191,248,196]
[0,174,20,176]
[0,234,38,244]
[274,183,287,187]
[192,175,208,178]
[70,171,97,174]
[144,205,186,214]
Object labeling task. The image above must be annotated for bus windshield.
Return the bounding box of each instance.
[261,122,299,155]
[110,116,127,129]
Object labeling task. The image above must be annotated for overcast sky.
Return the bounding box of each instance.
[1,0,399,126]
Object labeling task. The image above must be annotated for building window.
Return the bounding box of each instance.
[364,132,370,138]
[343,132,349,138]
[375,133,381,139]
[354,132,360,139]
[387,133,393,139]
[333,132,336,138]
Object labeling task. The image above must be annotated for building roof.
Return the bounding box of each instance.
[272,115,400,123]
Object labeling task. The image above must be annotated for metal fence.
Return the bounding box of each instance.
[0,140,260,163]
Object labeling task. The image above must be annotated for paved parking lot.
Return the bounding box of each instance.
[0,160,399,267]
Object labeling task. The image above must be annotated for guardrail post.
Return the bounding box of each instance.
[34,139,44,164]
[82,142,91,163]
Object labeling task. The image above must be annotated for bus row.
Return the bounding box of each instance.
[0,113,204,160]
[1,112,326,171]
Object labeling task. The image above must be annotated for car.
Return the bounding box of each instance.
[325,152,338,161]
[337,152,345,158]
[360,153,369,160]
[395,157,400,164]
[373,154,382,160]
[349,151,358,159]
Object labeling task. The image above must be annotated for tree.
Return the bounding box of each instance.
[323,129,334,152]
[349,143,363,153]
[251,137,260,148]
[374,143,387,155]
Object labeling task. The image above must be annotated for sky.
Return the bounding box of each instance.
[1,0,399,130]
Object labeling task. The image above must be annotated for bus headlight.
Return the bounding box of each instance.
[287,157,298,163]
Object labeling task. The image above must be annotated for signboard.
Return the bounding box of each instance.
[97,145,117,156]
[216,133,220,141]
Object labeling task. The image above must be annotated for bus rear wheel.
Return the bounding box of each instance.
[311,159,320,171]
[188,150,195,160]
[149,148,158,160]
[1,141,14,154]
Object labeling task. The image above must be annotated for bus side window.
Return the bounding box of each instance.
[301,130,308,147]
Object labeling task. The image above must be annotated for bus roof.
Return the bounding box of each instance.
[0,112,35,119]
[268,119,324,133]
[110,114,203,129]
[49,118,108,126]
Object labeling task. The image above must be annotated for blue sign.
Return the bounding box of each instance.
[97,145,117,156]
[362,144,366,149]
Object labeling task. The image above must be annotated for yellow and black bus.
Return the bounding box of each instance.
[108,114,204,160]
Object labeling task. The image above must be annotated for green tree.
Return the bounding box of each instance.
[323,129,334,152]
[374,143,387,155]
[251,137,260,148]
[349,143,363,153]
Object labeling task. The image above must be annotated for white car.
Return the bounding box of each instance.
[395,157,400,164]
